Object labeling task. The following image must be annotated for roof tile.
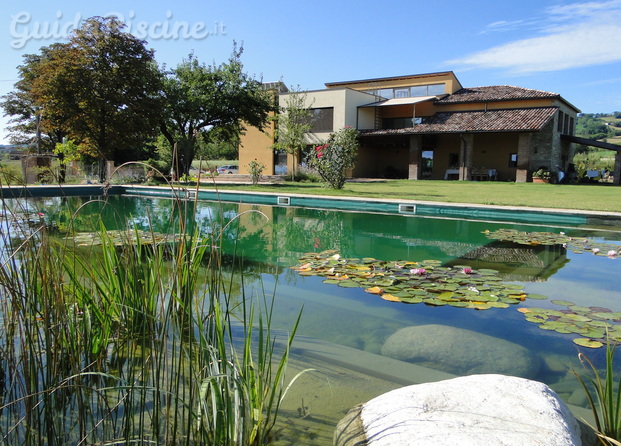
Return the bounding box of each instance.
[360,107,558,135]
[436,86,559,104]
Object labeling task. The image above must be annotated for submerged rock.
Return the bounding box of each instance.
[381,324,541,378]
[334,374,585,446]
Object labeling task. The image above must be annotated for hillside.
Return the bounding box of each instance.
[576,112,621,145]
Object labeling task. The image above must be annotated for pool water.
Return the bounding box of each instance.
[31,195,621,441]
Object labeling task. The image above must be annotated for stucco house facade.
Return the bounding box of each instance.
[239,72,581,182]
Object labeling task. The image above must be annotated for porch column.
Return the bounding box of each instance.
[459,134,473,181]
[516,133,533,183]
[408,135,422,180]
[614,152,621,185]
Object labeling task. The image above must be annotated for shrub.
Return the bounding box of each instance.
[248,159,265,185]
[307,127,359,189]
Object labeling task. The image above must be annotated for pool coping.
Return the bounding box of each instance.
[2,183,621,228]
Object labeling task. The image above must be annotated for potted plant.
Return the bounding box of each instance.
[532,168,551,183]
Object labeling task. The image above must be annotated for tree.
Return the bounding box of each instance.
[0,49,67,151]
[307,126,359,189]
[271,87,312,179]
[159,47,273,177]
[28,16,163,180]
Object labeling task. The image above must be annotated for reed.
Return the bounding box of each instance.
[574,340,621,446]
[0,187,302,445]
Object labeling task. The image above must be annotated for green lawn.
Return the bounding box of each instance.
[214,180,621,213]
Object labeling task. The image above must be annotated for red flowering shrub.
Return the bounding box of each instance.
[307,127,359,189]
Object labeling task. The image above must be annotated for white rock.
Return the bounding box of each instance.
[358,374,582,446]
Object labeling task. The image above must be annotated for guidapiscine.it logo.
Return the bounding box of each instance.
[9,11,227,49]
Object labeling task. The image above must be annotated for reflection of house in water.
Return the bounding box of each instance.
[235,203,569,282]
[362,230,569,282]
[447,241,569,282]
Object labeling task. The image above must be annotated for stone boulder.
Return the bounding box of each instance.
[334,374,586,446]
[381,324,540,378]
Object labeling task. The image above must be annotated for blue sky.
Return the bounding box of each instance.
[2,0,621,144]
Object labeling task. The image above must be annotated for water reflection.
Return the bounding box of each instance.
[16,196,621,421]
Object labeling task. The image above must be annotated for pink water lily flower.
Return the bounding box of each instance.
[410,268,426,276]
[608,250,618,257]
[592,248,600,254]
[462,267,473,274]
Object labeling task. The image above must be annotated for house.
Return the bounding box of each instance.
[239,72,581,182]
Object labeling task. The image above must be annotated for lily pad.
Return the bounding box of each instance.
[573,338,604,349]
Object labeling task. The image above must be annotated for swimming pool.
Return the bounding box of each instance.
[8,193,621,443]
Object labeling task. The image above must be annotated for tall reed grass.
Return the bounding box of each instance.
[0,185,301,445]
[575,340,621,446]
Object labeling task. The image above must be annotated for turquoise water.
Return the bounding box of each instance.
[30,196,621,416]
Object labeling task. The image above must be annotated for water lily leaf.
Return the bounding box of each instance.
[573,338,604,348]
[488,302,511,309]
[568,306,591,314]
[437,292,455,301]
[381,293,401,302]
[561,314,592,322]
[526,294,548,300]
[447,301,470,307]
[364,286,383,295]
[322,279,341,284]
[424,299,447,306]
[399,296,423,304]
[338,281,360,288]
[551,300,575,307]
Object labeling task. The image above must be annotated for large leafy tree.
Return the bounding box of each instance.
[28,16,163,179]
[160,47,274,177]
[0,49,67,151]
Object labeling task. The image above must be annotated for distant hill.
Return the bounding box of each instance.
[576,113,621,145]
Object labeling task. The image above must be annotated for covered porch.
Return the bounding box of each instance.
[357,107,564,183]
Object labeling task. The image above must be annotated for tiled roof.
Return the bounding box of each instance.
[436,86,559,104]
[360,107,558,136]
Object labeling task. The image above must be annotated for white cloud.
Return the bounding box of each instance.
[449,1,621,74]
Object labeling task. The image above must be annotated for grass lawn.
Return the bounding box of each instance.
[213,180,621,213]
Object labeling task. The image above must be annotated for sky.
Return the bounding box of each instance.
[2,0,621,144]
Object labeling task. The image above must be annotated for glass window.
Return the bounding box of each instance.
[557,111,564,132]
[410,85,427,97]
[378,89,394,99]
[309,108,333,132]
[422,150,433,178]
[449,153,459,168]
[427,84,445,95]
[394,88,409,98]
[509,153,518,167]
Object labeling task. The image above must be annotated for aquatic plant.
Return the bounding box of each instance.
[574,340,621,445]
[293,250,542,310]
[0,189,302,444]
[484,228,620,258]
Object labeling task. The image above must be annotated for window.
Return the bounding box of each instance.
[509,153,518,167]
[410,85,427,97]
[557,111,564,132]
[309,108,333,132]
[383,117,413,129]
[363,83,446,99]
[427,84,445,95]
[394,88,409,98]
[448,153,459,168]
[378,89,394,99]
[422,150,433,178]
[564,114,570,134]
